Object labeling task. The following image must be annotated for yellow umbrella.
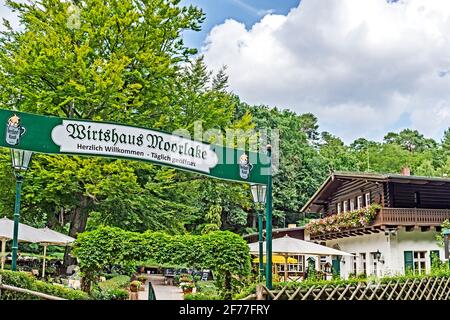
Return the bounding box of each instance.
[252,255,298,264]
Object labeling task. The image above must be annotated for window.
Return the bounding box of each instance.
[350,199,355,211]
[365,192,371,207]
[413,251,426,274]
[414,192,421,207]
[337,203,342,214]
[371,252,378,276]
[357,196,363,210]
[360,253,367,276]
[319,256,328,271]
[343,201,348,213]
[351,253,357,275]
[278,254,304,273]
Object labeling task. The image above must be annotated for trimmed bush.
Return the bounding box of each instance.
[0,270,89,300]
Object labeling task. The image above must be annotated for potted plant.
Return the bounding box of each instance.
[137,275,147,284]
[130,280,141,293]
[180,282,195,294]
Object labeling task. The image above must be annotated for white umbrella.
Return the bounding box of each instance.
[248,235,353,256]
[37,227,75,278]
[248,235,353,281]
[0,217,48,270]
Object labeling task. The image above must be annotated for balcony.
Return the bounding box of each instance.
[310,207,450,240]
[373,208,450,226]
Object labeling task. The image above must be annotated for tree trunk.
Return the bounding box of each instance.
[223,271,232,300]
[63,196,90,267]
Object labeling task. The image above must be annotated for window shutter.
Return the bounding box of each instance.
[404,251,413,274]
[430,250,440,268]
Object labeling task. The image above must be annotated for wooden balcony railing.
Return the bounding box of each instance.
[373,207,450,226]
[310,207,450,240]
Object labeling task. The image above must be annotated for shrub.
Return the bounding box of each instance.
[0,270,89,300]
[73,226,251,296]
[91,288,129,300]
[184,292,221,300]
[98,275,130,291]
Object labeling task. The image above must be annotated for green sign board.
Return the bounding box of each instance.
[0,108,270,184]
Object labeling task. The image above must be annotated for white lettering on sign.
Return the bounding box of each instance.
[51,120,219,173]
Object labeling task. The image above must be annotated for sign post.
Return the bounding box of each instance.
[0,108,274,278]
[0,109,270,184]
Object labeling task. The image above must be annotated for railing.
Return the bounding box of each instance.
[374,208,450,226]
[0,275,65,300]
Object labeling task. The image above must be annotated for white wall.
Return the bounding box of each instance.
[323,228,444,278]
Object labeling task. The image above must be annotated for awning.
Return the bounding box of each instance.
[252,255,298,264]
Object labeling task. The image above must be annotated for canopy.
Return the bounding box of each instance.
[248,235,353,256]
[252,255,298,264]
[0,217,47,243]
[38,227,75,246]
[0,217,75,277]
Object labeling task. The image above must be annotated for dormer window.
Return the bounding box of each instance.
[343,200,348,213]
[337,203,342,214]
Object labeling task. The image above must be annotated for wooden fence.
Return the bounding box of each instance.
[243,276,450,300]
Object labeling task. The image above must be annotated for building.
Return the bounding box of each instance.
[301,170,450,278]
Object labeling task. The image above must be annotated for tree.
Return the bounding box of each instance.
[0,0,257,266]
[319,132,358,172]
[384,129,436,153]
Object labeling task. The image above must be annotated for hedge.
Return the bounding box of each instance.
[72,226,251,296]
[0,270,89,300]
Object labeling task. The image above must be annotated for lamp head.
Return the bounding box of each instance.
[11,149,33,177]
[250,184,267,205]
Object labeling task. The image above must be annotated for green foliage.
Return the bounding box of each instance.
[98,275,130,291]
[184,292,221,300]
[72,226,251,295]
[0,270,89,300]
[436,219,450,246]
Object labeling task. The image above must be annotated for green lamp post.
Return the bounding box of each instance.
[10,149,33,271]
[265,144,273,290]
[251,183,267,282]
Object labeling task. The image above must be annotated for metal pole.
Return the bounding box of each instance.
[265,145,273,290]
[11,178,23,271]
[42,245,47,278]
[258,208,264,281]
[1,239,5,270]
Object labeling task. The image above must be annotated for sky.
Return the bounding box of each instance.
[1,0,450,144]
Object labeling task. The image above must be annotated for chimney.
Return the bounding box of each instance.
[400,166,411,176]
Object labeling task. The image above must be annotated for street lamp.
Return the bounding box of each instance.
[250,184,267,282]
[10,149,33,271]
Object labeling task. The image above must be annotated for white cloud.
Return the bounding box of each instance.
[202,0,450,143]
[0,1,21,32]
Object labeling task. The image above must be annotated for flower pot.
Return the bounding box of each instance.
[183,287,193,294]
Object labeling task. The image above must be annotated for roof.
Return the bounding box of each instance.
[248,235,353,256]
[301,171,450,212]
